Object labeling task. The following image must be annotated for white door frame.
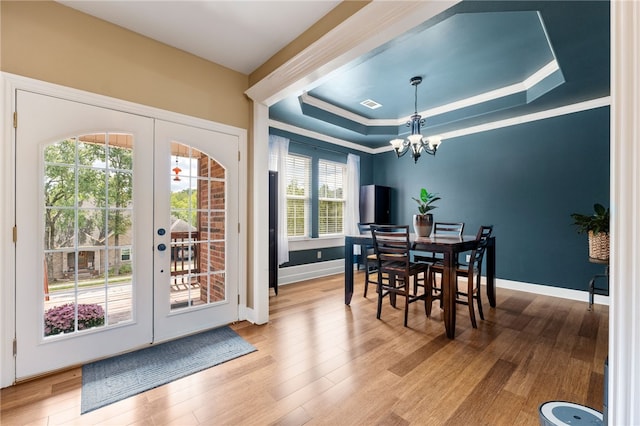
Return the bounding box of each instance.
[0,72,247,387]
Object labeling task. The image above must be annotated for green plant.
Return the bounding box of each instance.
[412,188,440,215]
[119,263,132,275]
[571,203,610,235]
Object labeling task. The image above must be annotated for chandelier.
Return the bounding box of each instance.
[389,76,442,163]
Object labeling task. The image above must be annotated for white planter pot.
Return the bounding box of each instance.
[413,214,433,237]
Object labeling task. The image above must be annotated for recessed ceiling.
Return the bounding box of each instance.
[270,1,610,150]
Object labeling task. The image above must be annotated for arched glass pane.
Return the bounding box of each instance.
[169,142,226,310]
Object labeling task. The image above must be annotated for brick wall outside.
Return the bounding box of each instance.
[198,156,226,303]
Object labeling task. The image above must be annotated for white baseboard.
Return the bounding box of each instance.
[278,259,345,286]
[495,278,609,306]
[277,262,610,306]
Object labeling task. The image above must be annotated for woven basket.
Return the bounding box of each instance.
[588,230,610,261]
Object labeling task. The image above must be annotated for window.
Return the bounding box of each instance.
[285,154,311,237]
[318,160,345,236]
[121,247,131,261]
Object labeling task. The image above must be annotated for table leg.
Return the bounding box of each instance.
[345,237,354,305]
[442,250,456,339]
[486,237,496,307]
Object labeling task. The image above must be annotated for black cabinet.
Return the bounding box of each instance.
[269,171,278,295]
[359,185,391,224]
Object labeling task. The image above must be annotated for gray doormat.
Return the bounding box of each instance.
[81,326,256,414]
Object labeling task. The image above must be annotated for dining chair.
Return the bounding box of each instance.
[357,223,379,297]
[371,225,430,327]
[426,225,493,328]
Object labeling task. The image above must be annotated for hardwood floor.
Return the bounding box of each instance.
[0,272,608,425]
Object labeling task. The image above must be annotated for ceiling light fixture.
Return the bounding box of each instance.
[390,76,442,163]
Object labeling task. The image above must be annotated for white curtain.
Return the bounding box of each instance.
[345,153,360,254]
[268,135,290,264]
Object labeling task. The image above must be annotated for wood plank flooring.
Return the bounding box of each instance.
[0,271,608,425]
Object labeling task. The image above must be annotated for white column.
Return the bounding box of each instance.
[250,102,270,325]
[610,1,640,424]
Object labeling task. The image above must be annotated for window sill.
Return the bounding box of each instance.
[288,236,344,251]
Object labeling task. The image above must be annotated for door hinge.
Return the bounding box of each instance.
[238,151,240,162]
[12,226,17,243]
[13,339,17,356]
[13,112,17,128]
[238,223,240,233]
[238,294,240,304]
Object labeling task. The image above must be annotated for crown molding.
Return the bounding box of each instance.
[270,96,610,155]
[298,60,561,129]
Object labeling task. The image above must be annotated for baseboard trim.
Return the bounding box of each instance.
[277,262,609,306]
[495,278,609,306]
[278,259,345,286]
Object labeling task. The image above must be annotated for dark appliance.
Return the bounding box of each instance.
[359,185,391,224]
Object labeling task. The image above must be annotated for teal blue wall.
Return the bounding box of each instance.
[373,107,610,291]
[270,107,609,291]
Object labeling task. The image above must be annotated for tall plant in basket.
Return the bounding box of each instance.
[570,203,610,261]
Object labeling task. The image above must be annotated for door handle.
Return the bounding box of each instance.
[157,243,167,251]
[157,228,166,236]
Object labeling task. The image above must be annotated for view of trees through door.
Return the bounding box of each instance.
[43,134,135,336]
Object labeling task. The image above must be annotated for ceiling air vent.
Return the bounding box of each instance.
[360,99,382,110]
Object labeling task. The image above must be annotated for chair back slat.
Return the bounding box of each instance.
[371,225,411,268]
[433,222,465,236]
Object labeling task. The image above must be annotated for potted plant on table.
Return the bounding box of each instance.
[570,203,610,261]
[412,188,440,237]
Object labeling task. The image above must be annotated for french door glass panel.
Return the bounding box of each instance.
[43,135,134,335]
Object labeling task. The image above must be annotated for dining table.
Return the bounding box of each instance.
[344,232,496,339]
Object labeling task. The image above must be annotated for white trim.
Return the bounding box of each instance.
[237,120,248,323]
[277,259,344,286]
[271,96,611,156]
[300,91,399,127]
[0,75,17,388]
[495,279,609,306]
[250,102,270,325]
[288,236,344,252]
[610,1,640,424]
[439,96,611,141]
[269,120,376,154]
[373,96,611,153]
[0,72,249,387]
[298,60,560,126]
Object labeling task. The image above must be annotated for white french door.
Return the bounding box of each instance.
[153,120,239,342]
[14,91,239,380]
[15,90,154,379]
